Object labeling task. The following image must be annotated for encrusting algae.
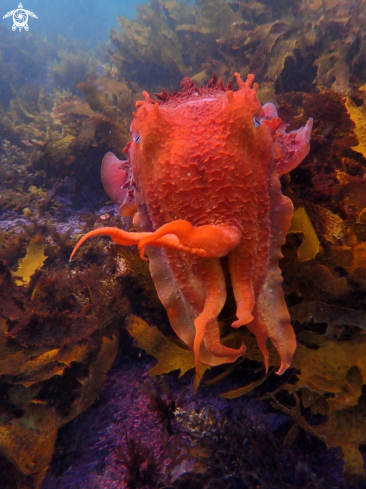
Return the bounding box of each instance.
[1,0,366,487]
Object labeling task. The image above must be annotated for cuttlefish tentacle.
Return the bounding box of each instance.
[192,258,244,377]
[70,228,144,261]
[137,219,242,259]
[203,318,246,360]
[70,222,245,377]
[70,226,209,261]
[227,243,256,327]
[245,309,270,373]
[70,220,241,262]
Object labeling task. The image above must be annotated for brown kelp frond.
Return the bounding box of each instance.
[107,0,366,95]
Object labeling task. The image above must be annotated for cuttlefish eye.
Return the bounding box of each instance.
[133,134,141,143]
[253,116,263,128]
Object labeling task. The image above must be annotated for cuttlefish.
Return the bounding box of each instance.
[71,73,313,376]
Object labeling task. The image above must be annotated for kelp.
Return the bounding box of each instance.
[2,1,366,486]
[12,235,47,286]
[289,301,366,334]
[346,95,366,159]
[0,185,51,217]
[271,393,366,485]
[76,75,136,158]
[0,33,110,208]
[127,315,206,379]
[0,334,118,489]
[107,0,366,95]
[288,207,320,261]
[0,254,129,488]
[49,46,98,94]
[127,313,366,480]
[25,75,139,203]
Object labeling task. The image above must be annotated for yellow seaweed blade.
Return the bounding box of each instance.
[288,335,366,412]
[350,242,366,273]
[13,235,47,286]
[315,396,366,482]
[126,315,200,378]
[221,368,273,399]
[345,97,366,158]
[289,207,320,261]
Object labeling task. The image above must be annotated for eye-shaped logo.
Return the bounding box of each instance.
[3,3,38,32]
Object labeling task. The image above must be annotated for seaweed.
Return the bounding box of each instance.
[115,428,159,489]
[0,254,129,488]
[140,377,188,440]
[12,235,47,286]
[288,207,320,262]
[2,1,366,487]
[49,46,98,94]
[171,402,343,489]
[107,0,366,96]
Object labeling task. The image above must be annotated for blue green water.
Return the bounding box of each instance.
[1,0,141,44]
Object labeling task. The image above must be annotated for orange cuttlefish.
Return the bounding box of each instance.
[70,73,313,377]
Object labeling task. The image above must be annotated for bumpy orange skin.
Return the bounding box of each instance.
[71,73,313,377]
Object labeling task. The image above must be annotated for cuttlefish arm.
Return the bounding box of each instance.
[70,220,243,376]
[70,220,241,262]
